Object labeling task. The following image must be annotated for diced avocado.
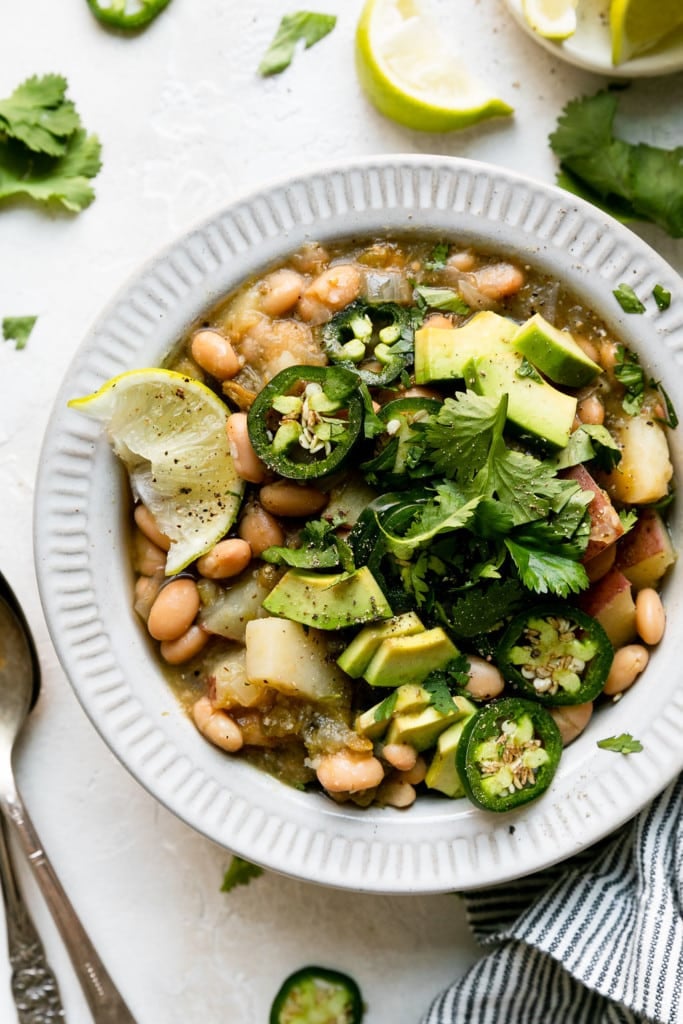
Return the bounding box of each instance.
[511,313,601,388]
[414,311,516,384]
[337,612,425,677]
[465,350,577,449]
[354,683,436,739]
[385,695,473,752]
[425,708,476,797]
[363,627,459,688]
[262,566,392,629]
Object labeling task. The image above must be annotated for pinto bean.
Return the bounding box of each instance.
[238,503,285,557]
[197,538,252,579]
[259,481,328,518]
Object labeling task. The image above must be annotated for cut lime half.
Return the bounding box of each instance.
[355,0,513,132]
[69,368,244,574]
[610,0,683,64]
[522,0,577,41]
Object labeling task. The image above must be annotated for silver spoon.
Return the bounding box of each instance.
[0,572,137,1023]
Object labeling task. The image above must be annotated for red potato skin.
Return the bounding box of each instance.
[578,567,637,648]
[562,464,624,563]
[615,508,676,591]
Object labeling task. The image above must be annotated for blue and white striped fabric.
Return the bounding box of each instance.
[422,775,683,1024]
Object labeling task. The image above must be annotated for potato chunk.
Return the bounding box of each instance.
[245,618,350,703]
[602,416,672,504]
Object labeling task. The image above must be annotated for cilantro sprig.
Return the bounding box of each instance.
[220,856,264,892]
[258,12,337,75]
[597,734,643,754]
[2,316,37,350]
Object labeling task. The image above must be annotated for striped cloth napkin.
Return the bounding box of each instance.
[422,775,683,1024]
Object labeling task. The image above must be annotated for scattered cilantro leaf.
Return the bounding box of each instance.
[597,733,643,754]
[504,538,589,597]
[2,316,37,350]
[613,345,645,415]
[550,90,683,238]
[613,283,646,314]
[553,424,621,472]
[423,656,471,713]
[447,579,529,638]
[262,518,354,571]
[515,357,543,383]
[618,508,639,534]
[358,381,385,439]
[0,128,102,213]
[424,241,449,271]
[653,284,672,311]
[413,285,470,315]
[655,383,679,429]
[373,690,398,723]
[258,11,337,76]
[220,856,264,892]
[0,75,80,157]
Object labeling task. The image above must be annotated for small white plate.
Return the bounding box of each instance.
[505,0,683,77]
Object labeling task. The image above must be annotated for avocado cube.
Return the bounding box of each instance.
[385,696,472,752]
[354,683,437,740]
[363,627,459,688]
[337,612,425,677]
[466,350,577,449]
[511,313,601,388]
[425,710,476,798]
[262,566,393,629]
[414,311,516,384]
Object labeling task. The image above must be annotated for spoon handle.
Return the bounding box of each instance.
[1,790,138,1024]
[0,813,66,1023]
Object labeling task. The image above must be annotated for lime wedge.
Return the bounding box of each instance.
[521,0,577,41]
[610,0,683,64]
[355,0,513,132]
[69,368,244,574]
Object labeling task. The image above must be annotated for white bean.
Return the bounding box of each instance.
[147,578,200,642]
[549,702,593,746]
[603,645,649,696]
[465,656,505,700]
[197,538,252,579]
[316,750,384,793]
[190,329,241,381]
[226,412,268,484]
[635,588,665,645]
[259,481,328,518]
[192,695,243,752]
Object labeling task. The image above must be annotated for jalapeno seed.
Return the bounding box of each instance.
[603,645,649,696]
[190,329,241,381]
[635,588,665,645]
[197,538,252,579]
[147,578,200,642]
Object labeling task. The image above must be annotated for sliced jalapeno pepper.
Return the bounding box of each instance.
[497,603,613,705]
[86,0,172,29]
[269,966,363,1024]
[456,697,562,812]
[361,396,440,486]
[321,300,414,387]
[247,365,364,481]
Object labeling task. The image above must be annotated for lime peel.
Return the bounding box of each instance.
[610,0,683,64]
[355,0,513,133]
[69,368,244,574]
[521,0,577,41]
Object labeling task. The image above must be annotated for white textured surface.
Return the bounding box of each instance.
[2,1,683,1022]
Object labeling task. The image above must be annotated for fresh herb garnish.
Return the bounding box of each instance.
[516,357,543,383]
[373,690,398,723]
[653,284,672,311]
[614,345,645,414]
[2,316,37,350]
[413,285,470,315]
[597,733,643,754]
[424,241,449,271]
[258,11,337,75]
[613,283,646,315]
[550,90,683,238]
[423,656,471,713]
[262,518,355,572]
[656,383,679,429]
[0,75,101,212]
[553,424,622,472]
[220,856,264,892]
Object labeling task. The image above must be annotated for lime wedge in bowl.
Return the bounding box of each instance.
[522,0,577,40]
[610,0,683,64]
[69,368,244,574]
[355,0,513,132]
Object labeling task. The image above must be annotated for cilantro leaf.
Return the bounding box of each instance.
[613,283,646,315]
[262,517,354,571]
[385,482,480,558]
[553,424,621,472]
[413,285,470,315]
[655,383,679,429]
[2,316,37,350]
[421,392,505,482]
[373,690,398,723]
[653,284,672,311]
[447,579,529,638]
[596,733,643,754]
[220,856,264,892]
[0,75,80,157]
[258,12,337,76]
[550,90,683,238]
[424,241,449,271]
[504,538,589,597]
[423,656,471,713]
[614,346,645,415]
[0,129,102,212]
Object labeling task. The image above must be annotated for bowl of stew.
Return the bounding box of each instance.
[35,156,683,893]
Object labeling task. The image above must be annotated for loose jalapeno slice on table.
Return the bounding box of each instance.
[361,396,441,485]
[497,603,613,705]
[247,365,364,481]
[321,300,414,387]
[456,697,562,812]
[86,0,173,29]
[270,965,363,1024]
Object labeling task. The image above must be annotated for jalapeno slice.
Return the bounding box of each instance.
[269,966,363,1024]
[86,0,172,29]
[361,396,440,486]
[321,300,414,387]
[247,365,364,481]
[456,697,562,812]
[497,603,613,705]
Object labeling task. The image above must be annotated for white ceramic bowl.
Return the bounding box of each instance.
[35,156,683,894]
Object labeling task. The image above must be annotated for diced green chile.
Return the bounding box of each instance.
[361,396,441,485]
[456,697,562,812]
[270,966,363,1024]
[247,365,364,480]
[321,300,414,387]
[86,0,173,29]
[497,603,613,705]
